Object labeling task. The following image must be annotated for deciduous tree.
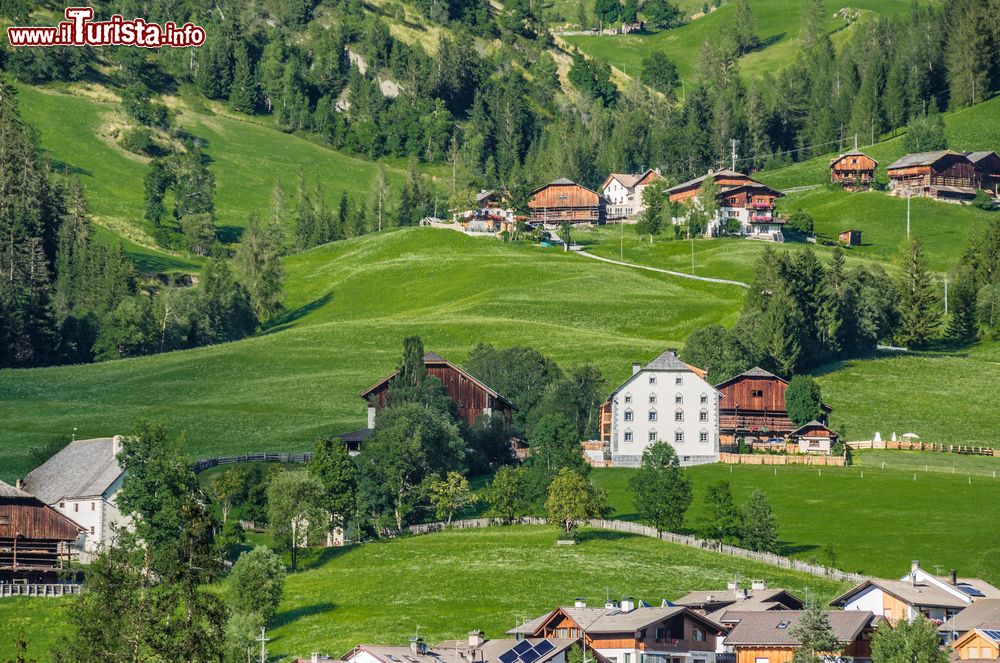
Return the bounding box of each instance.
[630,441,692,533]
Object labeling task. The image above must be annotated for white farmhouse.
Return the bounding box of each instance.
[598,350,720,467]
[601,169,662,221]
[22,436,130,558]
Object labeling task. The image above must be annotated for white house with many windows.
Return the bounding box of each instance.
[599,350,720,467]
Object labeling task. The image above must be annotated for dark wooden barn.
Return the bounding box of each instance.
[528,179,605,225]
[0,481,83,582]
[967,151,1000,195]
[361,352,514,429]
[830,151,878,190]
[839,229,862,246]
[886,151,977,200]
[715,367,831,443]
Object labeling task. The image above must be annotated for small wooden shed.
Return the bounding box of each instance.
[838,229,862,246]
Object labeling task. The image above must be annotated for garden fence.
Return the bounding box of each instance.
[845,441,995,456]
[0,583,82,598]
[408,517,868,584]
[718,452,846,466]
[191,452,312,473]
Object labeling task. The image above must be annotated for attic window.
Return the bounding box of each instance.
[777,621,789,629]
[751,389,764,398]
[0,517,9,525]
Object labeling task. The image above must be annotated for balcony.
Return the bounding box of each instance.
[749,202,774,210]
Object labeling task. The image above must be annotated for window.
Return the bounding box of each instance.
[91,502,96,511]
[649,375,657,385]
[699,409,708,422]
[649,410,657,422]
[700,393,708,404]
[648,430,657,442]
[700,430,709,443]
[624,393,632,404]
[755,658,770,663]
[751,389,764,397]
[623,654,631,663]
[624,408,634,422]
[675,376,683,385]
[675,431,684,444]
[89,526,95,535]
[59,501,65,509]
[675,393,683,404]
[693,628,705,642]
[649,394,656,404]
[624,429,633,443]
[0,517,9,525]
[675,409,684,422]
[969,649,979,659]
[74,503,79,512]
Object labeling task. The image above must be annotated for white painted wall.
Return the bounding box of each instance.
[609,368,720,467]
[843,587,886,617]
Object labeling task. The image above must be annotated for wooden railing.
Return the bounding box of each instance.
[845,441,995,456]
[407,517,868,583]
[0,583,82,598]
[191,452,312,473]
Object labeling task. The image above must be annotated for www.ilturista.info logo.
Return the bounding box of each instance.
[7,7,205,48]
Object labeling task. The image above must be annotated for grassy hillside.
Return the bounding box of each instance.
[758,95,1000,190]
[592,461,1000,584]
[563,0,919,84]
[0,228,744,482]
[16,84,433,270]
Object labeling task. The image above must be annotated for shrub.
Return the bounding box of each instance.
[120,127,156,156]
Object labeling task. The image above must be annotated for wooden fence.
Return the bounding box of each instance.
[845,441,996,456]
[408,517,868,584]
[191,452,312,473]
[0,583,82,598]
[718,452,846,466]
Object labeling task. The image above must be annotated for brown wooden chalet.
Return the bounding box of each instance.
[528,179,605,225]
[1,480,83,582]
[666,169,763,204]
[967,151,1000,195]
[830,151,878,190]
[361,352,514,429]
[722,611,882,663]
[787,420,839,455]
[886,151,977,201]
[715,367,830,443]
[508,600,723,659]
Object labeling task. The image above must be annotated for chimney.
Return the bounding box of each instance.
[621,597,635,613]
[312,654,319,663]
[911,560,921,573]
[950,570,958,586]
[112,435,123,458]
[15,479,24,490]
[468,630,485,649]
[575,598,587,608]
[409,638,426,656]
[605,600,618,610]
[751,580,767,591]
[727,581,738,592]
[706,595,715,603]
[631,362,642,375]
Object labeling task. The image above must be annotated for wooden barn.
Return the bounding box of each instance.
[967,151,1000,195]
[830,151,878,190]
[361,351,514,429]
[715,367,831,443]
[528,179,605,225]
[886,151,978,201]
[839,229,862,246]
[0,480,83,583]
[787,420,839,455]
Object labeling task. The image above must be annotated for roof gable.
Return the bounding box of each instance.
[360,352,514,407]
[22,437,124,504]
[830,151,878,168]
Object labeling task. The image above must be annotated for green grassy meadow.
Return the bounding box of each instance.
[0,228,744,482]
[563,0,920,84]
[591,461,1000,584]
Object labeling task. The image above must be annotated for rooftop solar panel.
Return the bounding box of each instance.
[534,641,555,656]
[958,585,986,597]
[499,650,519,663]
[520,650,541,663]
[513,641,532,655]
[982,629,1000,641]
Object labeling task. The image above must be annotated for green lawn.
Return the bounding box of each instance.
[592,461,1000,584]
[0,228,744,482]
[563,0,920,85]
[0,598,71,661]
[851,449,1000,478]
[16,84,433,269]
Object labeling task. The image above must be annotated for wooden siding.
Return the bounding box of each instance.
[529,183,603,224]
[366,360,512,428]
[736,647,797,663]
[669,175,758,203]
[0,498,82,542]
[956,632,1000,660]
[888,154,977,189]
[881,591,909,622]
[831,154,877,187]
[718,375,788,416]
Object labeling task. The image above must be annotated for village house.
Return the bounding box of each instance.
[721,610,881,663]
[597,350,720,467]
[939,599,1000,644]
[829,151,878,191]
[601,170,662,221]
[326,633,597,663]
[950,627,1000,660]
[1,479,84,583]
[529,179,605,225]
[20,436,129,557]
[831,562,1000,625]
[715,368,831,445]
[509,599,725,663]
[673,583,804,653]
[966,151,1000,196]
[361,351,514,430]
[457,190,516,235]
[666,170,785,241]
[786,421,839,455]
[886,151,978,202]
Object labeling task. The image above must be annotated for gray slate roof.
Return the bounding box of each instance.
[939,600,1000,633]
[644,350,691,372]
[22,437,124,504]
[666,169,747,194]
[831,578,970,610]
[886,150,958,170]
[965,151,999,164]
[722,611,877,647]
[0,479,33,499]
[508,604,721,636]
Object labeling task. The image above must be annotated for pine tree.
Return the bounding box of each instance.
[791,599,842,663]
[236,212,284,321]
[896,238,941,348]
[228,42,257,113]
[741,489,779,553]
[945,0,995,108]
[946,266,979,344]
[731,0,759,54]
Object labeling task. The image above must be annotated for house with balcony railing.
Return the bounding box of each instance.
[666,170,785,242]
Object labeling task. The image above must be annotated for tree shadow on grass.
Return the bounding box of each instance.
[273,602,337,628]
[576,529,644,544]
[780,542,819,557]
[265,292,335,333]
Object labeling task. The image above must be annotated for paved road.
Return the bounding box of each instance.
[574,250,750,288]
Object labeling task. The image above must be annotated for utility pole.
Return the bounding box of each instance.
[854,133,858,150]
[257,627,269,663]
[944,275,949,315]
[730,139,739,172]
[906,189,911,239]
